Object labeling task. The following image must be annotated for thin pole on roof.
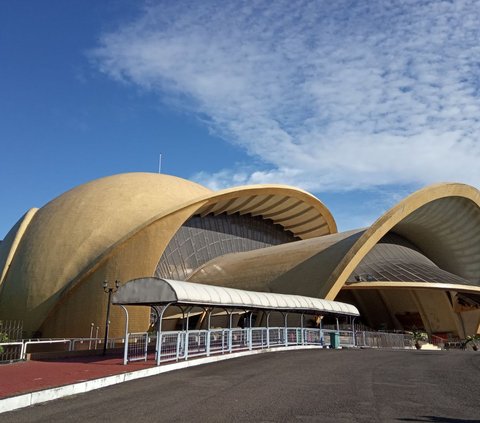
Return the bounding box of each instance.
[158,153,162,173]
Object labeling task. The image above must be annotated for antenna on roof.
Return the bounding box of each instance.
[158,153,162,173]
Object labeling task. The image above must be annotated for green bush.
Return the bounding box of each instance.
[0,331,8,354]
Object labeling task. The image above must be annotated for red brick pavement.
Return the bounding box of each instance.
[0,356,155,399]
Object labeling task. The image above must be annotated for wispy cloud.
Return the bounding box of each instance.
[92,0,480,195]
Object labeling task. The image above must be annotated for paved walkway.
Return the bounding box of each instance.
[0,355,153,399]
[1,346,321,414]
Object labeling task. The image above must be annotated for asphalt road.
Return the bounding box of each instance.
[3,349,480,423]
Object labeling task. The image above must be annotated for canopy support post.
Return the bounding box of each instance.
[152,306,160,363]
[352,316,356,347]
[119,305,129,366]
[284,312,289,347]
[206,308,212,357]
[228,309,233,353]
[177,306,186,361]
[185,306,192,360]
[155,304,171,366]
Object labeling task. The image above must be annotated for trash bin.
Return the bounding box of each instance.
[329,332,340,349]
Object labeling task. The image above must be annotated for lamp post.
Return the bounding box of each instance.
[102,280,119,356]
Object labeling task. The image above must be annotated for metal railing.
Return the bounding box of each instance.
[355,331,414,349]
[21,339,72,360]
[0,336,131,362]
[0,328,434,364]
[430,334,446,349]
[142,327,330,365]
[0,342,23,361]
[126,332,149,362]
[0,320,23,341]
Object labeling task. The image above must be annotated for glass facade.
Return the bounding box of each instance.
[348,233,474,286]
[155,212,297,280]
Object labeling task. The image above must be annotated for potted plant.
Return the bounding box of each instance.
[462,335,479,351]
[411,329,426,350]
[0,331,8,355]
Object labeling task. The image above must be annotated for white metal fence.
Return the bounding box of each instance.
[0,342,23,361]
[355,331,414,349]
[143,327,330,365]
[126,332,149,362]
[0,328,419,364]
[0,320,23,340]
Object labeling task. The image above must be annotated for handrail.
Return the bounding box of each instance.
[21,339,72,360]
[0,328,423,364]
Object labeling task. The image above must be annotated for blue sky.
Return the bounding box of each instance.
[1,0,480,239]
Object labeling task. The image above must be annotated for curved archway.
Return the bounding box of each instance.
[324,183,480,300]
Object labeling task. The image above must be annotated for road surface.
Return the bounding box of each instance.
[3,349,479,422]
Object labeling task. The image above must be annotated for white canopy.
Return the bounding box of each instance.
[112,277,360,317]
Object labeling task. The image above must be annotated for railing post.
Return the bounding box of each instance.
[20,341,26,360]
[221,329,225,354]
[301,313,305,345]
[185,309,191,360]
[248,312,253,351]
[89,323,94,350]
[228,311,233,353]
[266,312,271,348]
[352,317,356,347]
[155,304,170,366]
[206,309,211,357]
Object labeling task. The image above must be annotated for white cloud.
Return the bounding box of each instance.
[92,0,480,194]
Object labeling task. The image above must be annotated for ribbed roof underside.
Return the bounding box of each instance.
[195,193,332,239]
[113,277,359,316]
[346,233,476,286]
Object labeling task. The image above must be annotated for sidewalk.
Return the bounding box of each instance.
[0,345,322,414]
[0,355,153,399]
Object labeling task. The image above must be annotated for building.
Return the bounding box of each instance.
[0,173,479,339]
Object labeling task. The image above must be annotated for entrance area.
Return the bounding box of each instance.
[112,277,361,365]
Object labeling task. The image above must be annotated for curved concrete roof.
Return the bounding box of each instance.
[0,208,38,287]
[195,185,337,238]
[346,233,477,286]
[188,229,365,297]
[0,172,336,333]
[343,281,480,294]
[189,184,480,303]
[324,183,480,299]
[0,173,212,327]
[0,208,38,288]
[5,174,477,337]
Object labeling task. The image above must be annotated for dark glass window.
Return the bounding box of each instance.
[155,212,297,280]
[348,233,474,286]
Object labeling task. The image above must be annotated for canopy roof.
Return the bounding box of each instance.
[112,277,360,316]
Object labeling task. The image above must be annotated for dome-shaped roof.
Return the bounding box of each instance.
[0,173,211,327]
[0,208,38,287]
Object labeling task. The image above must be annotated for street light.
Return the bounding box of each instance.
[102,279,120,356]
